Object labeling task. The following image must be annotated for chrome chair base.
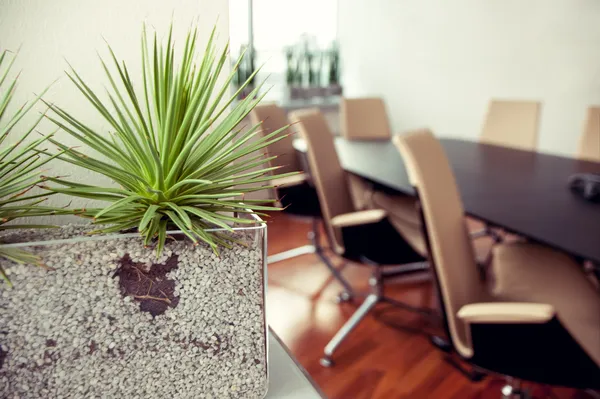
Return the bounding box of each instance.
[267,218,356,301]
[320,262,433,367]
[321,293,379,367]
[317,250,355,302]
[267,244,316,264]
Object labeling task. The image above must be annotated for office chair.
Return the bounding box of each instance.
[480,99,541,151]
[340,97,426,253]
[579,106,600,162]
[577,107,600,284]
[394,129,600,397]
[340,97,392,141]
[290,109,431,367]
[250,104,355,298]
[339,97,393,210]
[474,99,541,244]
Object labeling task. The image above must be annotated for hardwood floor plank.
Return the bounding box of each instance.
[265,212,594,398]
[332,369,386,399]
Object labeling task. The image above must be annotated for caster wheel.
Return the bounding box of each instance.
[320,357,334,367]
[335,291,352,304]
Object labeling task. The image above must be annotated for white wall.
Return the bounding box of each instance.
[0,0,229,221]
[338,0,600,156]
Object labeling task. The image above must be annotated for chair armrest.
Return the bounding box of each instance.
[457,302,555,324]
[330,209,387,228]
[270,173,306,188]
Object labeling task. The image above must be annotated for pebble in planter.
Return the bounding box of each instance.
[0,224,266,398]
[0,23,294,398]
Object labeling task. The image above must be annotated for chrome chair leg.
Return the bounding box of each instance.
[267,245,316,263]
[320,263,431,367]
[267,218,320,264]
[317,252,355,302]
[320,293,379,367]
[312,217,355,301]
[267,217,356,300]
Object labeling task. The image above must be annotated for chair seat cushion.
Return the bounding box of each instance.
[491,243,600,366]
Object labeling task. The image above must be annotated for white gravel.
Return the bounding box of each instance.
[0,225,267,398]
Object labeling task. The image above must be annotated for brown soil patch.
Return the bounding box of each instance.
[0,346,6,370]
[114,254,180,317]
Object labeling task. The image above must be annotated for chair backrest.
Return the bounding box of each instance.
[579,106,600,162]
[340,97,392,140]
[393,130,484,359]
[249,103,300,174]
[289,110,355,253]
[480,100,541,151]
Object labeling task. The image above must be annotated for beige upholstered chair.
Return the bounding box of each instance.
[578,106,600,162]
[394,130,600,395]
[250,103,304,176]
[290,109,430,367]
[480,100,541,151]
[340,97,391,140]
[340,97,426,254]
[339,97,392,209]
[476,99,541,243]
[290,109,375,256]
[249,105,330,264]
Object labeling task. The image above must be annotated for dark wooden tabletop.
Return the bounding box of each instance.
[293,137,600,263]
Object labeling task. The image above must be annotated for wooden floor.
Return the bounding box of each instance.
[265,212,595,399]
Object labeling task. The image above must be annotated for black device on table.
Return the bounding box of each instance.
[569,173,600,202]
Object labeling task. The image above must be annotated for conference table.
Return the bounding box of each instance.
[293,137,600,264]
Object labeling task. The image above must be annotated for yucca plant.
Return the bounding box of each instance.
[44,24,294,255]
[0,49,66,286]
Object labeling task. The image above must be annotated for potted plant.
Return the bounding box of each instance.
[307,50,324,99]
[327,42,343,96]
[293,47,305,99]
[0,24,291,398]
[234,44,257,100]
[285,46,301,100]
[0,49,67,286]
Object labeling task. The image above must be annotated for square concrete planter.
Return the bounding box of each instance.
[0,215,268,398]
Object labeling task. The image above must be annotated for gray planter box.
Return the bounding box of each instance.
[0,217,268,398]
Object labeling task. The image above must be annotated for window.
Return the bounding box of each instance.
[230,0,338,100]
